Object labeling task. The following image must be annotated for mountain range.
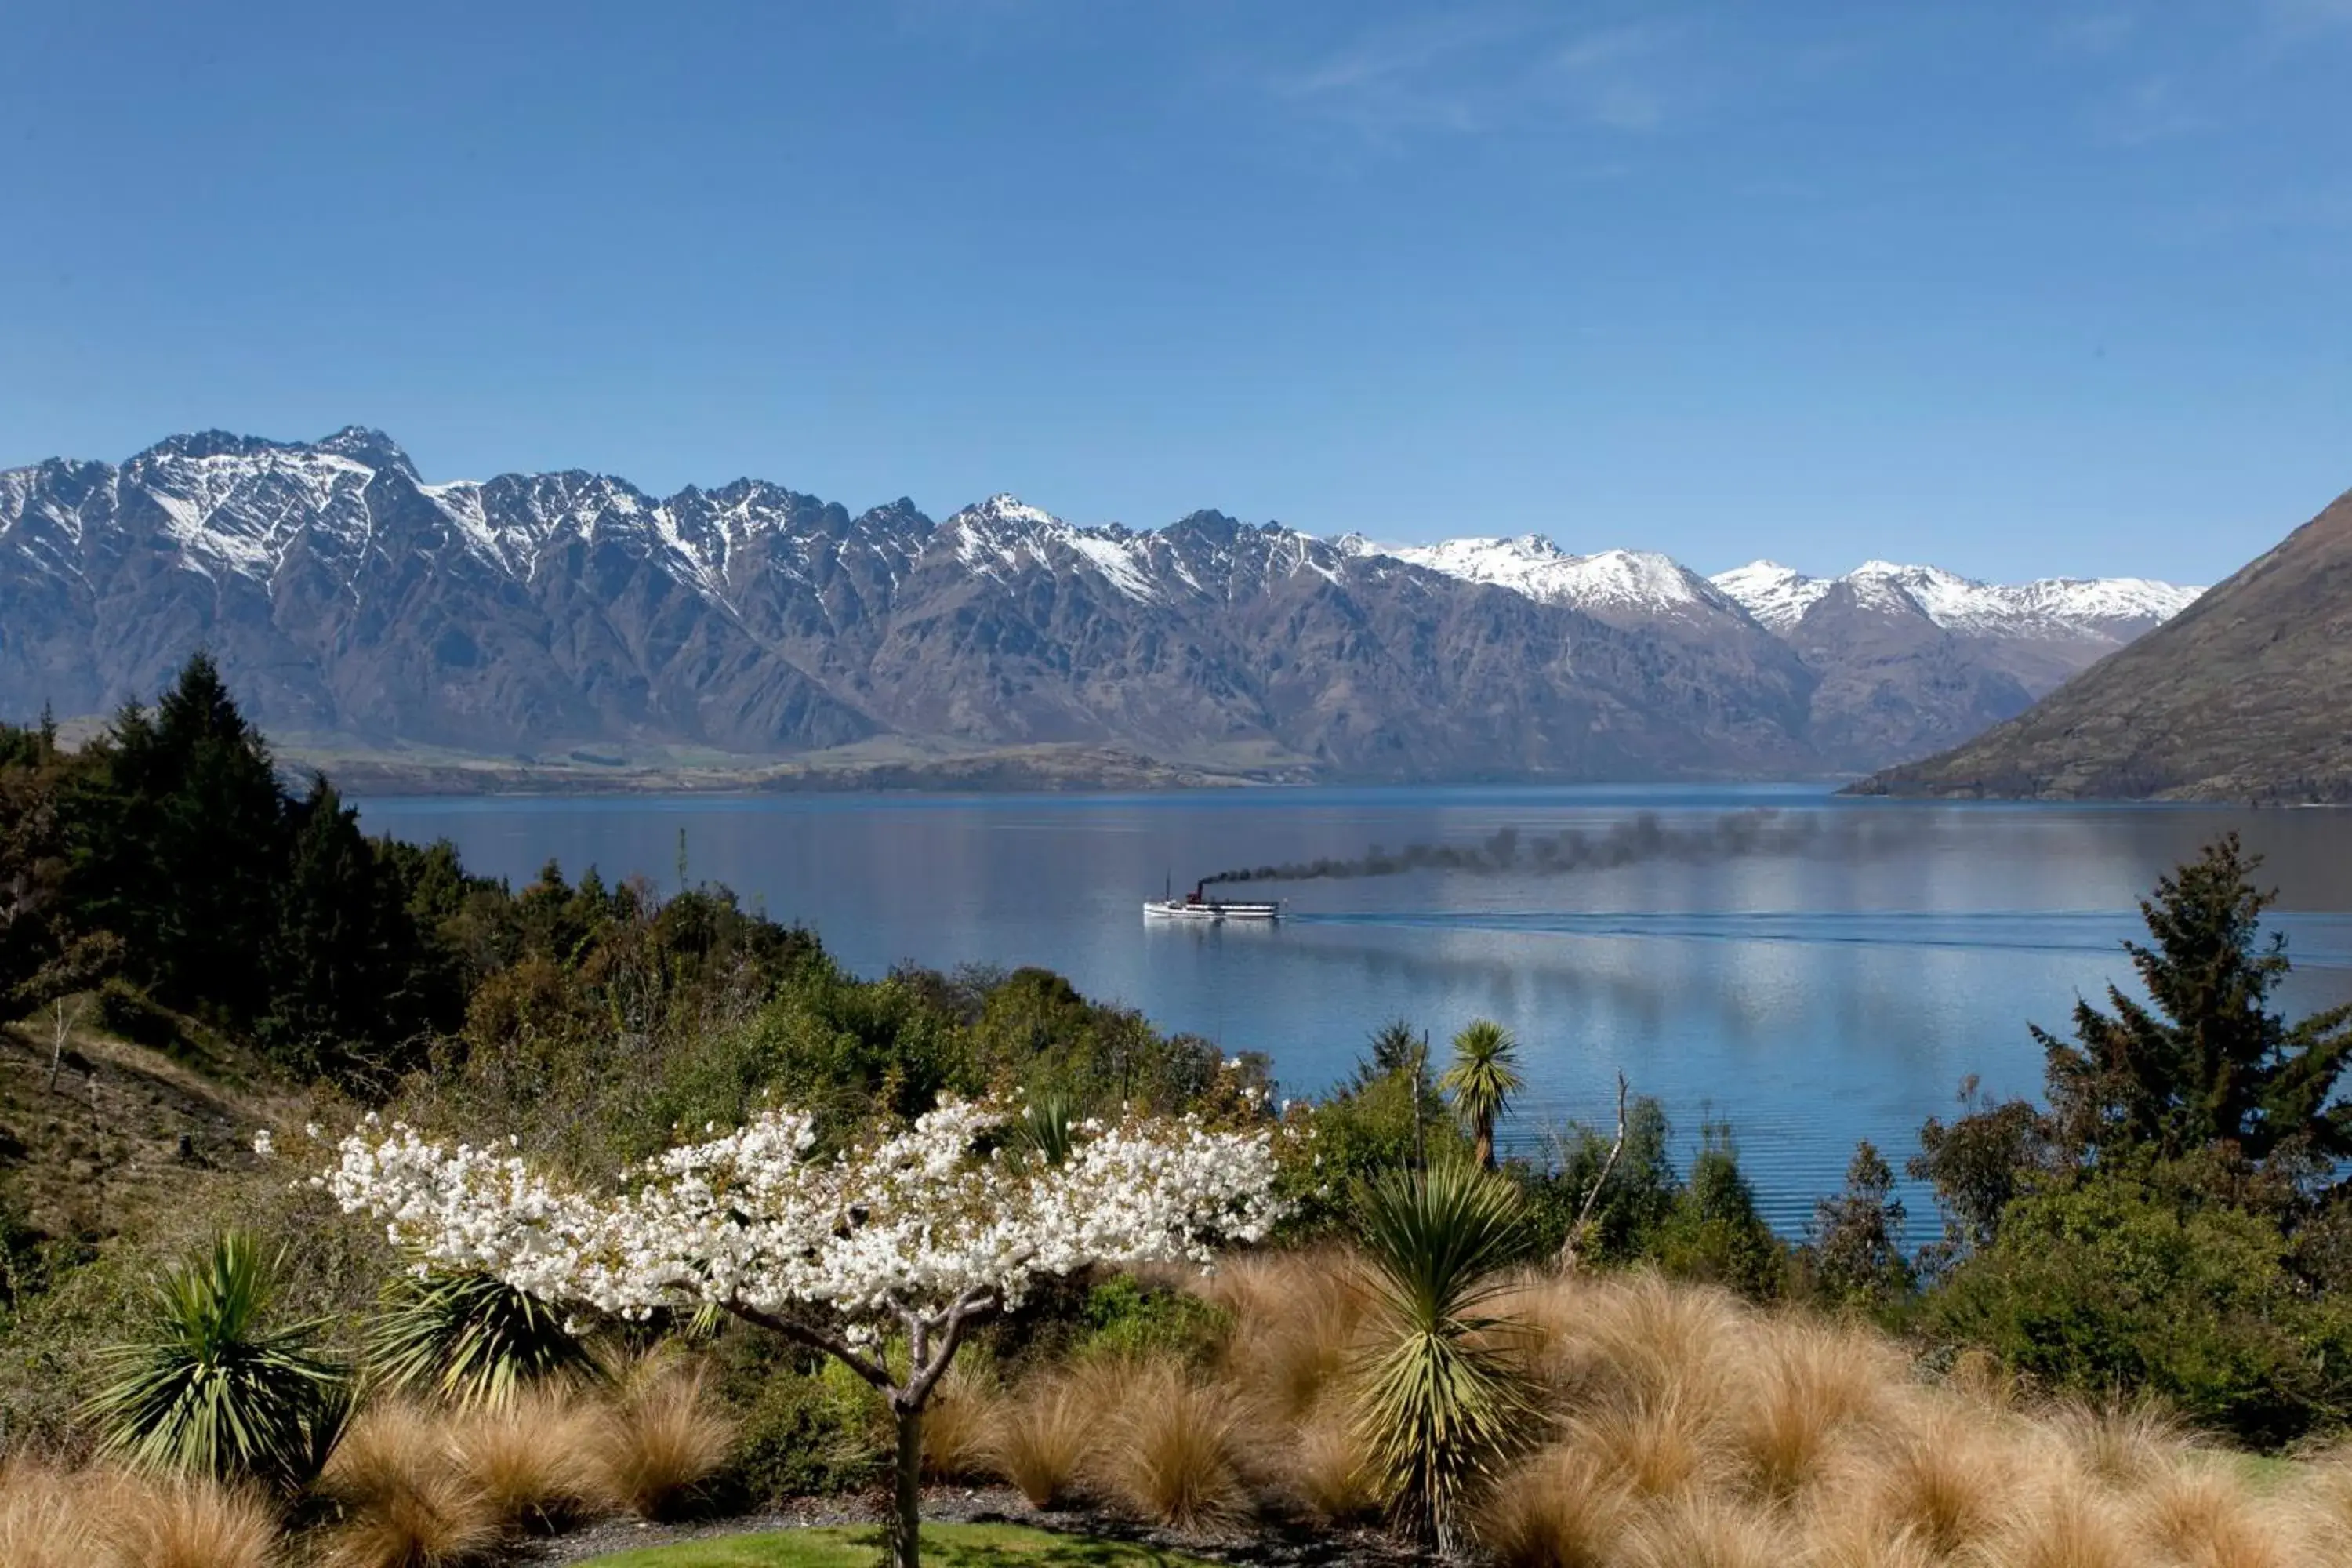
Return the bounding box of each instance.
[0,428,2203,784]
[1859,485,2352,802]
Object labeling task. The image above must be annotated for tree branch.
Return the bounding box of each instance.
[1559,1071,1628,1272]
[726,1303,896,1390]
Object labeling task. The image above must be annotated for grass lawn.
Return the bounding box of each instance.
[577,1523,1227,1567]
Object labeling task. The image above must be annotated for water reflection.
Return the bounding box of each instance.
[355,787,2352,1230]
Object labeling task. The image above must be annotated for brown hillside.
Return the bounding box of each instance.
[1856,488,2352,800]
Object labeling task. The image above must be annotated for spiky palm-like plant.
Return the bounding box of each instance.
[368,1269,601,1408]
[1352,1160,1535,1553]
[87,1230,350,1491]
[1439,1019,1524,1169]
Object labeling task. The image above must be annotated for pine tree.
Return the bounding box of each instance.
[2038,833,2352,1163]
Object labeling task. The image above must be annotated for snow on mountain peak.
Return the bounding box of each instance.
[1385,534,1721,619]
[1710,559,2204,637]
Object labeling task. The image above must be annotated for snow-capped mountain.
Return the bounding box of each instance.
[0,427,2198,778]
[1368,535,1744,627]
[1709,558,2202,639]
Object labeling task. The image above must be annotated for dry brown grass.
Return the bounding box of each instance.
[1617,1492,1795,1568]
[0,1465,104,1568]
[593,1364,735,1522]
[1098,1359,1246,1529]
[921,1363,1004,1483]
[1733,1319,1898,1501]
[1477,1446,1632,1568]
[445,1388,614,1534]
[1207,1248,1370,1421]
[990,1361,1120,1507]
[2135,1461,2288,1568]
[318,1403,499,1568]
[1570,1272,1748,1416]
[1267,1403,1380,1526]
[98,1470,279,1568]
[1974,1483,2138,1568]
[1574,1392,1731,1501]
[1826,1406,2013,1561]
[2043,1396,2193,1491]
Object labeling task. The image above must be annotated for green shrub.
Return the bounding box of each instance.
[1076,1274,1227,1364]
[1647,1124,1787,1301]
[1918,1169,2352,1446]
[723,1356,891,1502]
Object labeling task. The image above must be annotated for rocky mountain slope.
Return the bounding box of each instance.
[0,429,2198,781]
[1856,488,2352,801]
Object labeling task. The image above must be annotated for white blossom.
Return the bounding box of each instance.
[318,1098,1286,1332]
[251,1129,274,1157]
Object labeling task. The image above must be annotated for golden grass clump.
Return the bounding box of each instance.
[2286,1445,2352,1563]
[0,1465,103,1568]
[1733,1319,1898,1501]
[1474,1444,1632,1568]
[1974,1483,2138,1568]
[989,1362,1119,1508]
[1570,1271,1748,1415]
[318,1403,499,1568]
[1831,1406,2013,1560]
[1207,1249,1369,1421]
[2134,1461,2288,1568]
[1573,1391,1730,1501]
[2043,1396,2192,1491]
[1617,1491,1794,1568]
[1269,1404,1381,1526]
[445,1388,614,1534]
[97,1470,278,1568]
[1099,1359,1246,1529]
[593,1364,735,1521]
[920,1363,1003,1483]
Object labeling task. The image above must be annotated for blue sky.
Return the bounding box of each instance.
[3,2,2347,583]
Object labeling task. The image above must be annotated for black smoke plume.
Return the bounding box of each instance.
[1199,810,1822,887]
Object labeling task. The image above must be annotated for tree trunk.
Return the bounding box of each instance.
[884,1396,924,1568]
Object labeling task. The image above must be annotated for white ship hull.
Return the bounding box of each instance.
[1143,897,1281,923]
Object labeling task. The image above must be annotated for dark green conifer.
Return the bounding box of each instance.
[2038,833,2352,1162]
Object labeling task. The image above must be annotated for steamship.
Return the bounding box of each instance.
[1143,880,1282,923]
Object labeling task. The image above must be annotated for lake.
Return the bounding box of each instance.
[353,786,2352,1232]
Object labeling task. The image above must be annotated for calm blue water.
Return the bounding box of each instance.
[354,786,2352,1231]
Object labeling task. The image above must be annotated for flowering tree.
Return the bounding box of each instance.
[315,1099,1283,1567]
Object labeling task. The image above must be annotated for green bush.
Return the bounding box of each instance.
[1074,1274,1227,1364]
[723,1356,891,1502]
[1918,1169,2352,1446]
[1646,1125,1787,1300]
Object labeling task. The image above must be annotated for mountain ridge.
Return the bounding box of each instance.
[0,427,2203,783]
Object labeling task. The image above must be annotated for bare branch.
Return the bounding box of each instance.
[1559,1071,1629,1272]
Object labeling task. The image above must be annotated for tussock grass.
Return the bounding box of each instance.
[2135,1460,2288,1568]
[1617,1491,1794,1568]
[0,1465,103,1568]
[318,1402,499,1568]
[1270,1404,1380,1525]
[2044,1396,2193,1491]
[594,1364,735,1521]
[1476,1446,1631,1568]
[445,1387,613,1533]
[989,1362,1118,1508]
[1732,1319,1896,1501]
[99,1469,278,1568]
[1574,1392,1731,1501]
[1975,1483,2137,1568]
[1099,1359,1245,1529]
[920,1363,1002,1483]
